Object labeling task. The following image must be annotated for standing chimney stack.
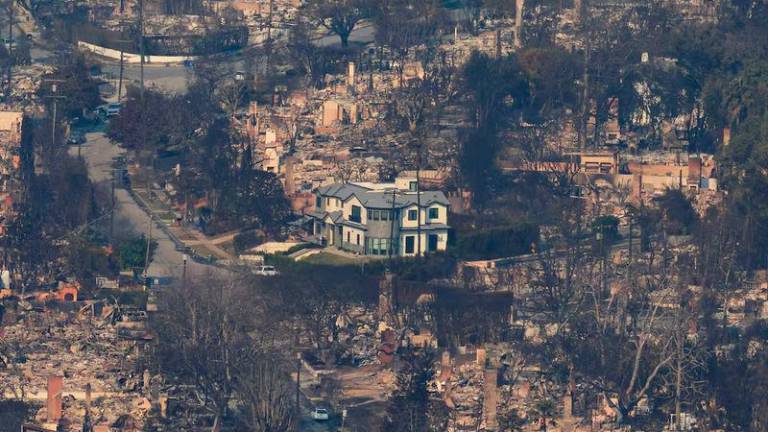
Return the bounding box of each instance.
[47,375,63,423]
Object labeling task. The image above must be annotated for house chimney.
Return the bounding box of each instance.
[83,383,93,432]
[563,393,574,418]
[47,375,63,423]
[723,127,731,146]
[377,273,395,322]
[514,0,525,48]
[85,383,92,411]
[632,174,643,205]
[476,347,487,366]
[441,350,451,368]
[347,62,356,88]
[573,0,582,21]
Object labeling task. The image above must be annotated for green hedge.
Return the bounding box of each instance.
[233,230,265,254]
[456,223,540,260]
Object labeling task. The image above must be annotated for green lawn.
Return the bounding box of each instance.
[302,251,361,266]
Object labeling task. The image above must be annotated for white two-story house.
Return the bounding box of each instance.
[308,178,450,257]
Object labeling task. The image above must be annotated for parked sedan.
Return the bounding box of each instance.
[252,265,279,277]
[311,408,330,421]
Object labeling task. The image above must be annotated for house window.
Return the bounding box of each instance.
[380,211,389,221]
[371,210,379,221]
[316,196,322,208]
[326,197,331,206]
[368,238,393,255]
[409,181,418,191]
[428,207,439,220]
[405,236,415,254]
[347,232,350,243]
[356,234,360,245]
[407,209,418,221]
[350,205,362,223]
[428,234,439,251]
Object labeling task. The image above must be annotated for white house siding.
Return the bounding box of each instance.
[400,230,448,257]
[343,196,367,224]
[401,204,448,228]
[341,226,366,254]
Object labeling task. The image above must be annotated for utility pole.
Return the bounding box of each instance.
[388,188,397,260]
[110,170,116,239]
[51,84,58,148]
[139,0,145,99]
[117,0,127,102]
[580,41,590,150]
[4,0,14,101]
[265,0,274,71]
[627,216,633,276]
[181,254,187,287]
[414,142,422,256]
[143,213,152,279]
[7,0,13,96]
[295,352,301,419]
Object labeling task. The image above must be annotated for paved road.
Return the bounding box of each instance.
[100,63,193,94]
[92,22,376,95]
[71,132,210,278]
[315,22,375,47]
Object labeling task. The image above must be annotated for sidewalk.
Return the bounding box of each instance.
[130,186,233,261]
[171,227,233,260]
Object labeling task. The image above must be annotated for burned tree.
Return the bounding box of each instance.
[155,273,271,428]
[305,0,372,48]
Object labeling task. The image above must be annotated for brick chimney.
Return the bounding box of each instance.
[47,375,63,423]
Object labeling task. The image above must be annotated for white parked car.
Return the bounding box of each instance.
[96,102,122,118]
[253,265,278,276]
[311,408,329,421]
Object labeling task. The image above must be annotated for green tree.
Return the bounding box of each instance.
[117,235,156,272]
[38,53,103,118]
[384,348,435,432]
[462,51,528,130]
[655,189,697,235]
[66,236,117,284]
[517,47,581,121]
[460,51,528,204]
[108,87,198,153]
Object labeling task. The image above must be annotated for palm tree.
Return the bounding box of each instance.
[531,398,556,431]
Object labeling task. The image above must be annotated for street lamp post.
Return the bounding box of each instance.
[44,81,66,150]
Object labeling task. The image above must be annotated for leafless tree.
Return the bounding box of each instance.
[234,349,296,432]
[156,272,274,427]
[305,0,372,48]
[584,259,681,424]
[218,79,249,120]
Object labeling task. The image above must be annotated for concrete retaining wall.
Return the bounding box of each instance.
[77,41,197,64]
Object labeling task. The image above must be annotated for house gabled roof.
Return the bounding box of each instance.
[309,209,344,225]
[316,183,371,201]
[317,182,449,209]
[358,190,449,209]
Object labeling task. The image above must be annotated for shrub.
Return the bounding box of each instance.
[233,230,265,254]
[456,223,540,260]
